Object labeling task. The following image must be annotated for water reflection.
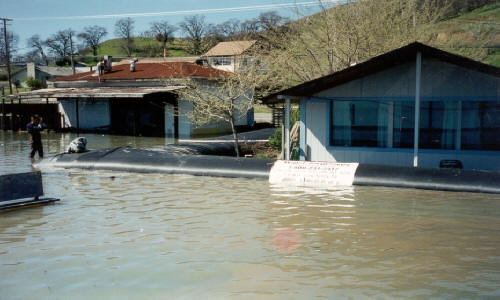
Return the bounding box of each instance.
[1,132,500,298]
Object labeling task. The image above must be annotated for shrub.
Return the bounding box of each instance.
[26,77,43,90]
[269,127,282,150]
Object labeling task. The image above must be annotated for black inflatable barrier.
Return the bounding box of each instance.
[151,142,238,156]
[47,148,500,194]
[49,147,274,179]
[354,164,500,194]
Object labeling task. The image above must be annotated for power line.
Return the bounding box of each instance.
[13,1,344,21]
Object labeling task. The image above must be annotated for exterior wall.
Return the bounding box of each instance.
[301,57,500,171]
[58,98,111,130]
[315,58,499,99]
[208,56,235,73]
[164,103,175,138]
[177,86,255,138]
[302,100,500,170]
[178,99,192,138]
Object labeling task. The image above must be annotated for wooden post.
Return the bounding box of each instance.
[75,98,80,135]
[9,97,13,131]
[284,98,291,160]
[1,18,13,95]
[413,51,422,167]
[69,30,75,75]
[1,87,4,130]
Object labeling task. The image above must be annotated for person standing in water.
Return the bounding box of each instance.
[27,114,47,159]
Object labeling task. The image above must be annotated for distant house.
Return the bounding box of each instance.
[263,42,500,171]
[10,63,91,87]
[202,40,257,73]
[11,61,254,138]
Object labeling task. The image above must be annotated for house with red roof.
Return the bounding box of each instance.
[12,60,255,138]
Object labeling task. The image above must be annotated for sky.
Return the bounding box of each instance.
[0,0,331,55]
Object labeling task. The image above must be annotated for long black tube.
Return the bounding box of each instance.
[47,148,500,194]
[50,147,274,179]
[353,164,500,194]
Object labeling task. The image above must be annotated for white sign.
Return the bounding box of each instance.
[269,160,359,187]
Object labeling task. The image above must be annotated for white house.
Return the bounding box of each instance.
[202,40,257,73]
[264,42,500,171]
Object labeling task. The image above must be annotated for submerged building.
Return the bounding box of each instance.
[264,42,499,171]
[8,61,254,138]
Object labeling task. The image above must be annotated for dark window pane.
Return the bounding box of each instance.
[419,101,457,150]
[462,101,500,151]
[330,101,389,148]
[393,102,414,148]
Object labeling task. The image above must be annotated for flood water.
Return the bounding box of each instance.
[1,130,500,299]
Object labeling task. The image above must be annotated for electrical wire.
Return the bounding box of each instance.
[14,1,344,21]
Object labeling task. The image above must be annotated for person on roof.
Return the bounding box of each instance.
[130,59,136,72]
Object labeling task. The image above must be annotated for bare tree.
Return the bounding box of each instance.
[115,17,135,57]
[174,61,269,157]
[0,30,18,65]
[256,0,455,91]
[78,26,108,57]
[26,35,48,65]
[146,21,177,57]
[45,29,74,58]
[179,15,211,55]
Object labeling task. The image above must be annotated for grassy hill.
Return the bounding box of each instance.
[423,3,500,66]
[79,3,499,68]
[78,37,193,63]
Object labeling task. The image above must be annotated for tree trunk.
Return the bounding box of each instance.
[229,115,240,157]
[163,41,167,58]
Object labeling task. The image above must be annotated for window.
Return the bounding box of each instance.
[419,101,458,150]
[330,100,499,151]
[212,56,232,66]
[331,101,389,147]
[461,101,500,151]
[393,102,415,148]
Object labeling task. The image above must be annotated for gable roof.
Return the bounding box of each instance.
[51,62,228,82]
[263,42,500,104]
[203,40,257,57]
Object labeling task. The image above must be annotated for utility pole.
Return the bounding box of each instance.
[1,18,13,95]
[69,29,75,74]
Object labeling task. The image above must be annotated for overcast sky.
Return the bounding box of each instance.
[1,0,330,54]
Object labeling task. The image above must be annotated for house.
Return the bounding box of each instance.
[10,63,91,87]
[202,40,257,73]
[9,61,254,138]
[263,42,500,171]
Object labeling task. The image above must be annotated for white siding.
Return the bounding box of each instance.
[315,58,499,99]
[178,99,192,138]
[58,98,110,130]
[164,103,175,138]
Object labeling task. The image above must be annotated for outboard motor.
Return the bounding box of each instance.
[67,137,88,153]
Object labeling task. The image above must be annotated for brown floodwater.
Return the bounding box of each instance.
[1,131,500,299]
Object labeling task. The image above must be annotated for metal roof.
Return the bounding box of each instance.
[5,86,185,99]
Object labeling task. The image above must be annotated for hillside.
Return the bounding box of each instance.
[423,3,500,66]
[79,37,193,61]
[80,3,499,67]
